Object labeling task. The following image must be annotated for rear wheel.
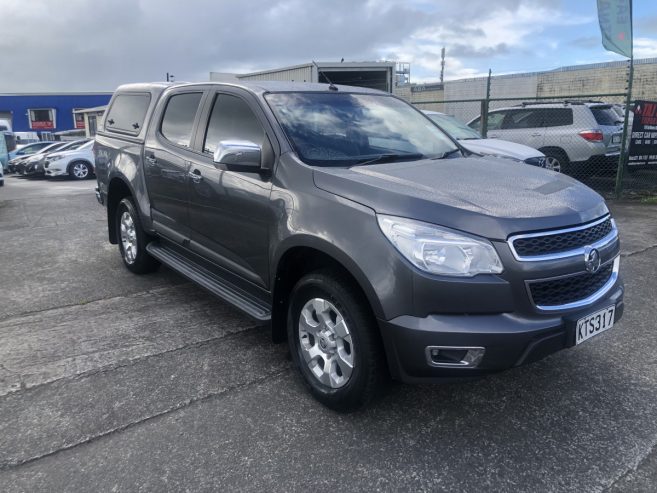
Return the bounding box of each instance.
[541,149,569,174]
[115,197,159,274]
[69,161,91,180]
[287,270,386,412]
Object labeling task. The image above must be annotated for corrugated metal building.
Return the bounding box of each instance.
[212,61,397,92]
[0,93,112,135]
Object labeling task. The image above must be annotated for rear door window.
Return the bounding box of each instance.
[541,108,573,127]
[105,93,151,135]
[160,93,203,147]
[590,106,621,126]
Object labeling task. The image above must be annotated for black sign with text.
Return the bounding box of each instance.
[628,100,657,167]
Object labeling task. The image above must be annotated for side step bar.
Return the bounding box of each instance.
[146,242,271,322]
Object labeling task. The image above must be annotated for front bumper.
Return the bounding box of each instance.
[379,282,624,383]
[44,165,67,177]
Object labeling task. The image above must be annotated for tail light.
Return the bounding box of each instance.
[578,130,604,142]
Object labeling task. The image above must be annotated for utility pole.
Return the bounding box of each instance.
[440,47,445,83]
[166,72,175,82]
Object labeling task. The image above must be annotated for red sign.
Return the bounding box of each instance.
[74,113,85,129]
[31,120,55,129]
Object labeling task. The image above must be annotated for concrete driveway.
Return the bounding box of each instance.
[0,175,656,492]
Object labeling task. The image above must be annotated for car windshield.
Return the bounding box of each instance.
[38,143,65,154]
[426,113,481,140]
[59,140,88,152]
[265,92,459,166]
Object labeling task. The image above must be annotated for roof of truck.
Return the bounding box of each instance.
[114,80,385,96]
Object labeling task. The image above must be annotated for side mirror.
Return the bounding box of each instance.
[213,140,263,172]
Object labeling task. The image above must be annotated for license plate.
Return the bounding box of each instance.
[576,306,615,345]
[612,134,622,144]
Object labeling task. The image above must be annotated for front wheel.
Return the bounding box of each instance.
[69,161,91,180]
[287,270,386,412]
[115,197,159,274]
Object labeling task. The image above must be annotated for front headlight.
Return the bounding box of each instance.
[377,215,503,277]
[49,155,64,161]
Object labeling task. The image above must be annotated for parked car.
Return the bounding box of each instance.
[423,111,548,169]
[45,140,95,179]
[13,142,70,175]
[467,101,624,175]
[96,82,623,411]
[8,141,55,161]
[22,139,89,177]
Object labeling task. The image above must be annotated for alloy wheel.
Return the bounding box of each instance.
[119,211,138,264]
[298,298,354,388]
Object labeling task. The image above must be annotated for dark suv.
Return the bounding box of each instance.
[95,82,624,411]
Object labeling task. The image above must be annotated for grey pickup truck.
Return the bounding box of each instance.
[94,81,623,411]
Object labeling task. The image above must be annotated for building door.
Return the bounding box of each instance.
[88,115,97,136]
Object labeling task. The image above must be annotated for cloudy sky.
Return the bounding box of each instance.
[1,0,656,92]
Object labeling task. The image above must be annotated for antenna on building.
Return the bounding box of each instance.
[312,60,338,91]
[440,47,445,83]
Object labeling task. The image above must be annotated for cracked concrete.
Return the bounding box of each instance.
[0,177,656,492]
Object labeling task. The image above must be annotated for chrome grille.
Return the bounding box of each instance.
[509,216,615,261]
[529,261,615,309]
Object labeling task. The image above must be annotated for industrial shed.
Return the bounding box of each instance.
[212,61,398,92]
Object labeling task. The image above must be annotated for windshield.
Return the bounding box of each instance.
[59,140,88,152]
[426,113,481,140]
[265,92,459,166]
[38,143,66,154]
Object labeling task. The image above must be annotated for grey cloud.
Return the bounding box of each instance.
[0,0,617,92]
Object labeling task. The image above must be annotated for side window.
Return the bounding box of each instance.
[487,112,505,130]
[160,92,203,147]
[203,94,265,155]
[105,93,151,135]
[543,108,574,127]
[501,110,540,129]
[468,117,481,130]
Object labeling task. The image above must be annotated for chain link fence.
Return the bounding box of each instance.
[411,75,657,199]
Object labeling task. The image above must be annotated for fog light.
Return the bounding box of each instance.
[425,346,485,368]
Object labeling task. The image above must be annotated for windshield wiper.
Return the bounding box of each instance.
[350,152,426,166]
[433,148,462,159]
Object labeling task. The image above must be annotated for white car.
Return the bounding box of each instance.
[423,111,550,169]
[44,140,95,180]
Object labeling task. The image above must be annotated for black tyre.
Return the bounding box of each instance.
[287,270,386,412]
[115,197,159,274]
[69,161,91,180]
[541,149,570,174]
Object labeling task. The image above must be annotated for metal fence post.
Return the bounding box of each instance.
[614,58,634,199]
[480,69,492,138]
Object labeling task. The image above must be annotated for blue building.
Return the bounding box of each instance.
[0,93,112,135]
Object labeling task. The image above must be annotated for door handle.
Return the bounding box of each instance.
[189,169,202,183]
[531,133,542,137]
[145,155,157,166]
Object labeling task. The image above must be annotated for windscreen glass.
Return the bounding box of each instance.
[266,92,458,166]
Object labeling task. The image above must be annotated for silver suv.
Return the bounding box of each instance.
[468,102,623,175]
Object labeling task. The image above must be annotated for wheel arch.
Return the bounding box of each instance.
[270,237,384,344]
[538,146,570,162]
[106,176,137,244]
